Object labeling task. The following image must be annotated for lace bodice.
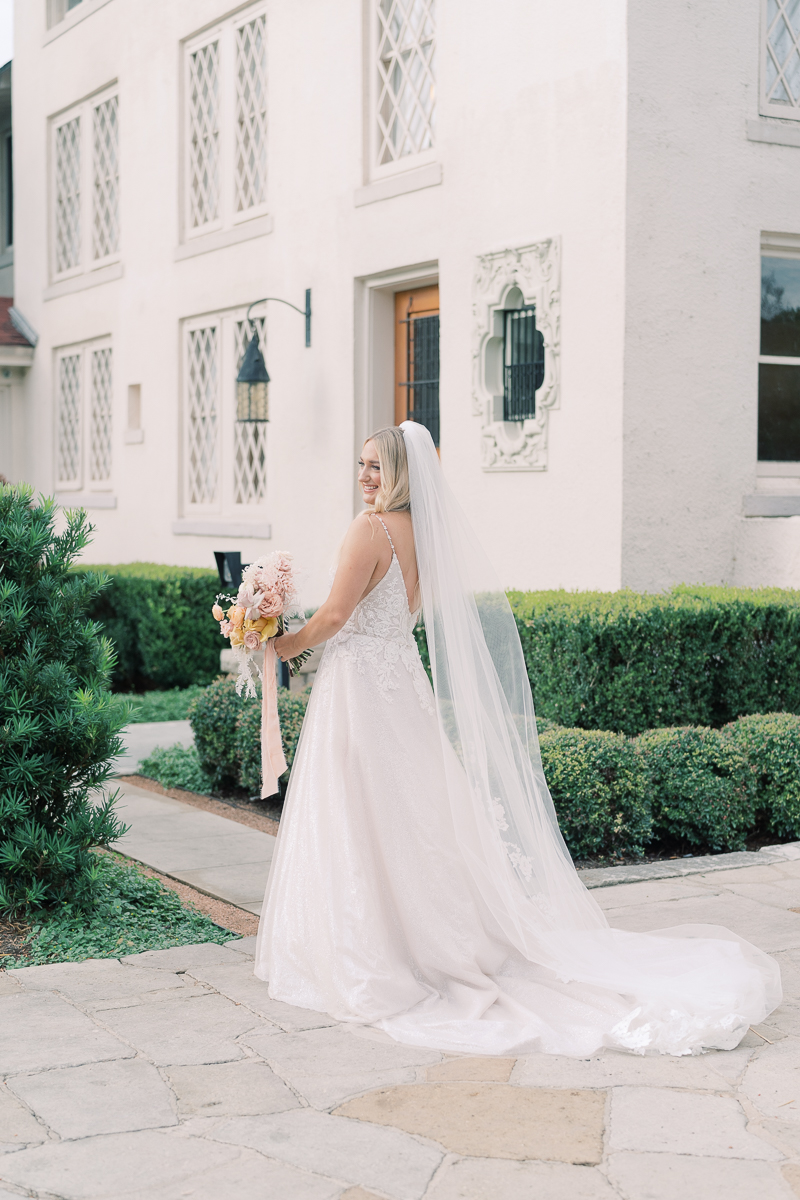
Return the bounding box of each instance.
[323,518,434,714]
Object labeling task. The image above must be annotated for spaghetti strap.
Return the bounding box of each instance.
[373,514,396,556]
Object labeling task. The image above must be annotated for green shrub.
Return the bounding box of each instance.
[139,744,212,794]
[0,488,129,914]
[73,562,222,692]
[538,727,651,860]
[724,713,800,840]
[3,852,235,966]
[636,726,756,853]
[236,687,310,794]
[189,678,310,795]
[509,585,800,736]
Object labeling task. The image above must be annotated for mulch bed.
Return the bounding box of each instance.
[0,915,31,965]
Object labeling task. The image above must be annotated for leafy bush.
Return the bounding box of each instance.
[119,685,209,723]
[139,744,212,794]
[508,585,800,736]
[73,562,222,692]
[537,727,651,860]
[636,726,756,853]
[3,852,236,966]
[724,713,800,840]
[0,488,129,914]
[189,678,310,795]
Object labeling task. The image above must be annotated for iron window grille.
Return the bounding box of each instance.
[503,306,544,422]
[400,305,440,447]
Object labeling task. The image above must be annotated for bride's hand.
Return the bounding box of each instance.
[273,633,295,662]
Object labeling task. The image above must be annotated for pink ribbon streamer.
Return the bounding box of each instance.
[261,641,288,798]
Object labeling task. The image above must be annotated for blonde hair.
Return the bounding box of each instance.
[364,426,411,513]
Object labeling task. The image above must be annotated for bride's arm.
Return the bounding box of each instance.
[274,515,381,661]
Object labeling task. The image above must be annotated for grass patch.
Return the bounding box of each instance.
[1,853,237,967]
[139,743,213,794]
[116,685,209,724]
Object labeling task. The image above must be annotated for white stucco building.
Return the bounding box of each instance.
[7,0,800,602]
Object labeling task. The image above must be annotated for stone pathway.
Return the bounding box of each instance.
[116,722,195,776]
[113,783,275,915]
[5,858,800,1198]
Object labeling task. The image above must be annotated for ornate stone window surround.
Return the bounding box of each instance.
[472,239,561,472]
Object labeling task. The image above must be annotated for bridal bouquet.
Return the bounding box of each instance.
[212,552,311,700]
[212,552,311,800]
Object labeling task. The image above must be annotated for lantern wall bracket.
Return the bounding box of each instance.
[247,291,311,347]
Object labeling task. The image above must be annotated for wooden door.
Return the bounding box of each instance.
[394,284,440,445]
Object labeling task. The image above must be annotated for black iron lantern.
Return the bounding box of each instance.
[237,324,270,422]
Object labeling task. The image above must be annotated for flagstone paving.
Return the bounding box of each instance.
[4,865,800,1200]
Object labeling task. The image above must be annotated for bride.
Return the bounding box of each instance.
[256,421,780,1057]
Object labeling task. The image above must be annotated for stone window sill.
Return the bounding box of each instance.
[747,118,800,149]
[743,494,800,517]
[172,518,272,538]
[56,492,117,510]
[45,262,123,301]
[355,162,442,208]
[175,216,274,262]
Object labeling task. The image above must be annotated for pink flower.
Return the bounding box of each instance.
[220,620,233,637]
[243,628,261,651]
[257,590,284,618]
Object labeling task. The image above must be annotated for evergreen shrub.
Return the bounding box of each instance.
[189,678,310,794]
[724,713,800,840]
[73,562,222,692]
[0,488,129,913]
[537,727,651,860]
[636,726,756,853]
[508,585,800,736]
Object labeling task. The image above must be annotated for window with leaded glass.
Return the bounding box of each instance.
[184,6,268,241]
[55,340,114,492]
[374,0,436,170]
[762,0,800,119]
[759,255,800,460]
[51,85,120,280]
[182,308,269,514]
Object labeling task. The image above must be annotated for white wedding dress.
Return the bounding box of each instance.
[255,425,780,1057]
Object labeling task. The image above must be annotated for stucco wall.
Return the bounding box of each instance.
[622,0,800,590]
[15,0,628,604]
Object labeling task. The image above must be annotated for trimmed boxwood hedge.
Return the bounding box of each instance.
[725,713,800,841]
[73,563,222,692]
[189,678,310,796]
[537,728,652,860]
[507,585,800,736]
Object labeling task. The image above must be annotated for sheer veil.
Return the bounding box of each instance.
[401,421,605,957]
[400,420,780,1026]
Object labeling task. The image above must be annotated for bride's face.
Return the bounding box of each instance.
[358,441,381,506]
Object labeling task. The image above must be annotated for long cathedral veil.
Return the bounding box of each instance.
[400,420,780,1026]
[401,420,608,962]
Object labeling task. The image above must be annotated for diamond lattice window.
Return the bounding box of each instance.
[235,15,268,212]
[55,117,81,272]
[57,354,82,483]
[376,0,436,165]
[186,326,219,505]
[188,41,220,228]
[764,0,800,113]
[90,348,113,482]
[92,96,119,260]
[234,318,267,504]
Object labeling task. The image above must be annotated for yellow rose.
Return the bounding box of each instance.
[229,628,245,647]
[260,616,279,641]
